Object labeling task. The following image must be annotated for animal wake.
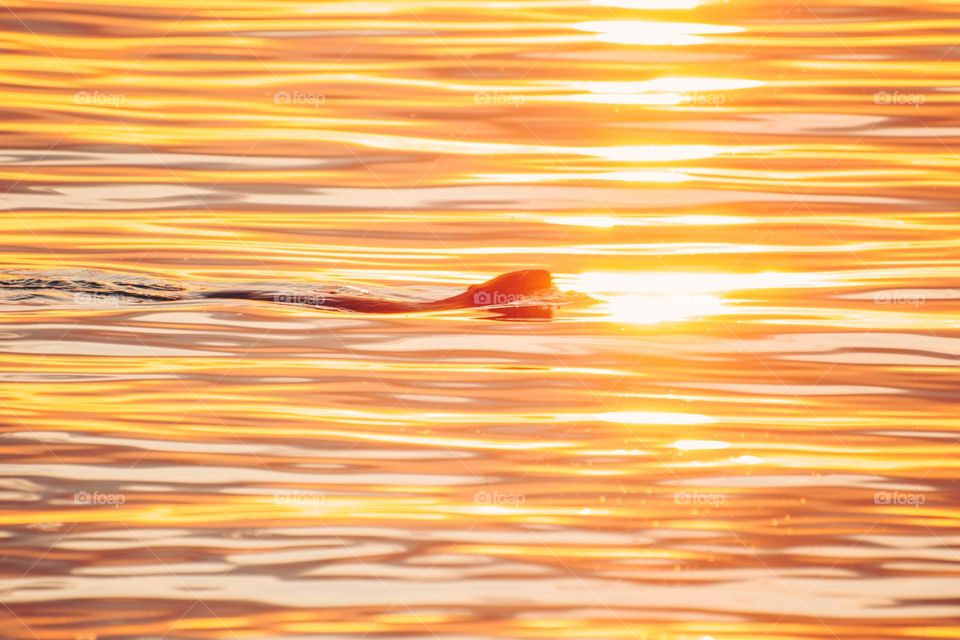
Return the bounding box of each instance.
[0,269,579,316]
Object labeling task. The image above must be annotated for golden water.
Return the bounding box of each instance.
[2,0,959,638]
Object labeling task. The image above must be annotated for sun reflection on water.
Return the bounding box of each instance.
[576,20,743,46]
[592,0,704,8]
[569,77,764,105]
[570,271,831,325]
[544,214,754,227]
[603,292,728,324]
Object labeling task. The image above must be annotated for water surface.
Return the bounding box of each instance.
[2,0,959,638]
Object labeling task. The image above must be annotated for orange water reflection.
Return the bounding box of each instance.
[1,0,959,638]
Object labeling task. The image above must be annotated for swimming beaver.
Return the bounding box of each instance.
[204,269,556,313]
[0,269,566,315]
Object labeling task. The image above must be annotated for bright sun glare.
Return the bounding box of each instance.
[569,271,821,325]
[591,0,704,8]
[576,20,743,46]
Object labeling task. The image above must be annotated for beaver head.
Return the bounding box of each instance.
[464,269,553,306]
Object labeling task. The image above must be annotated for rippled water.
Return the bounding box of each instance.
[2,0,960,638]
